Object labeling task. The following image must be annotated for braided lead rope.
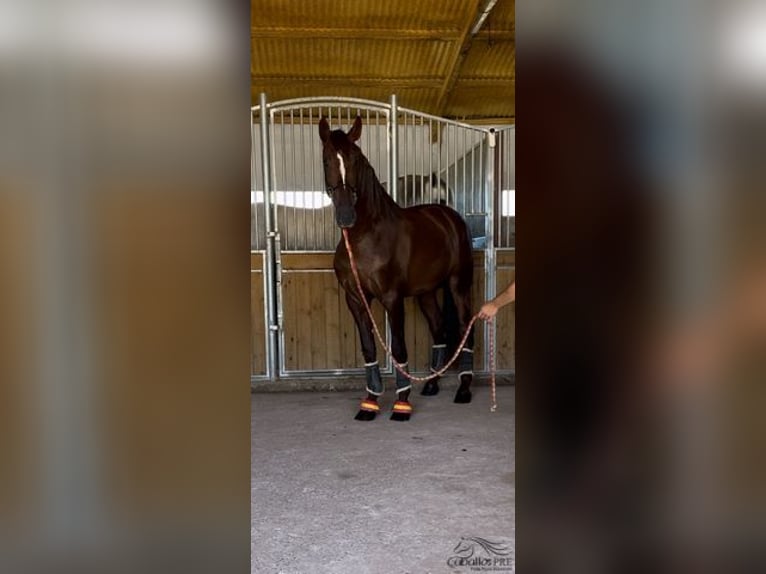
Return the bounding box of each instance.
[488,311,497,413]
[342,228,497,411]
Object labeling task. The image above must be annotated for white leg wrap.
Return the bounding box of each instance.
[396,385,412,394]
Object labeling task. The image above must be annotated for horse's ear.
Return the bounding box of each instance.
[347,115,362,142]
[319,117,330,143]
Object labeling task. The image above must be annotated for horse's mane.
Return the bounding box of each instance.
[356,151,400,221]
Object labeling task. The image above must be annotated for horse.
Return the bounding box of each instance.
[319,115,475,421]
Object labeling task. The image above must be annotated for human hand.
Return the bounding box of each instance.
[478,302,499,320]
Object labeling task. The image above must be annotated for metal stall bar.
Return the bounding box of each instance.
[250,105,270,381]
[484,128,497,373]
[258,93,279,380]
[389,94,398,204]
[251,106,260,250]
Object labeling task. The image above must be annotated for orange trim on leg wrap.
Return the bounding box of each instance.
[360,399,380,413]
[392,401,413,414]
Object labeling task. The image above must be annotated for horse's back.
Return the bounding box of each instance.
[403,204,472,251]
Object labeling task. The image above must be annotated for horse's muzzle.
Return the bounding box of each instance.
[336,207,356,228]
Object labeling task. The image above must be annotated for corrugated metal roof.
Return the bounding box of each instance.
[251,0,515,121]
[251,0,475,33]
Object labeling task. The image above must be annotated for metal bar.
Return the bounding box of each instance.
[251,113,257,250]
[452,124,458,213]
[375,111,382,189]
[290,109,299,250]
[418,117,424,205]
[269,96,390,114]
[504,131,510,247]
[390,94,398,204]
[462,126,467,215]
[397,106,488,131]
[259,93,278,380]
[318,106,325,250]
[470,131,476,215]
[308,108,317,250]
[364,108,371,190]
[483,128,497,372]
[437,120,442,204]
[479,131,484,217]
[429,118,434,204]
[384,98,397,372]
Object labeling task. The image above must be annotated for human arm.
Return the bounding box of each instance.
[478,281,515,320]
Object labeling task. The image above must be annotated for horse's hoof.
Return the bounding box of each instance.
[354,410,377,421]
[390,400,413,421]
[390,411,411,422]
[453,389,472,404]
[420,380,440,396]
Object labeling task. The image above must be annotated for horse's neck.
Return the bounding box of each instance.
[357,162,400,224]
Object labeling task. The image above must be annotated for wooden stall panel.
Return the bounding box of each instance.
[251,253,267,376]
[278,251,506,375]
[281,253,386,372]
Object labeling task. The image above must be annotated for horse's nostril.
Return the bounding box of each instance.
[336,208,356,228]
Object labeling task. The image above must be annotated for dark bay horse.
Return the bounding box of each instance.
[319,116,475,421]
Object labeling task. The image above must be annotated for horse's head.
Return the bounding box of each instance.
[428,173,452,206]
[318,115,363,228]
[453,537,476,557]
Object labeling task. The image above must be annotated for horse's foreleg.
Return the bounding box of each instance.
[345,289,382,421]
[449,277,475,404]
[384,296,413,421]
[417,291,445,397]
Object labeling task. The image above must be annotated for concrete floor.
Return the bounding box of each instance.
[251,385,515,574]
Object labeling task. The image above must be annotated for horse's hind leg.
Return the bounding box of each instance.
[417,291,446,397]
[344,289,383,421]
[383,295,413,421]
[449,275,475,404]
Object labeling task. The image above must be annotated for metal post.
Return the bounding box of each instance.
[259,92,279,380]
[484,128,497,373]
[389,94,398,203]
[381,95,399,373]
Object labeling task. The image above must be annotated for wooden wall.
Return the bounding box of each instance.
[250,253,266,375]
[279,253,387,371]
[250,249,515,376]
